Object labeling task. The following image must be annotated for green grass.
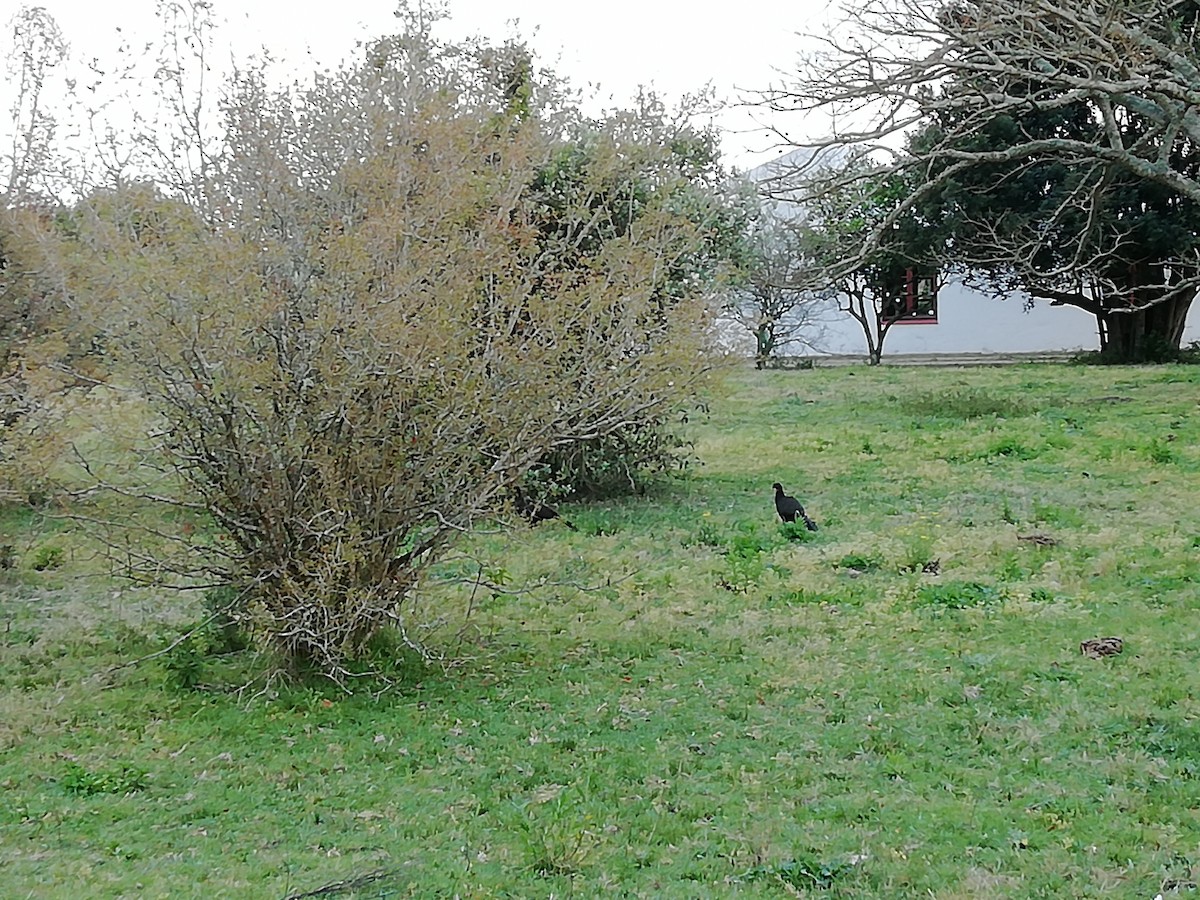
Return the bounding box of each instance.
[3,363,1200,897]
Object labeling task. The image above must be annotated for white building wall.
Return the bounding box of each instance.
[811,278,1100,356]
[1183,307,1200,346]
[747,149,1200,357]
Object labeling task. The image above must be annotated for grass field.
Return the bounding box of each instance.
[2,363,1199,898]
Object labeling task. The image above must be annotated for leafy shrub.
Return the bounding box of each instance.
[58,22,743,681]
[537,419,692,501]
[161,633,209,691]
[162,587,251,691]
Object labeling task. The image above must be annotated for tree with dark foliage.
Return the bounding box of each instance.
[755,0,1200,361]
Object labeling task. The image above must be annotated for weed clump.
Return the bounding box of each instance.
[60,762,148,796]
[914,580,1003,609]
[738,855,854,890]
[161,586,251,691]
[835,552,883,573]
[686,517,724,548]
[30,544,65,571]
[779,520,819,542]
[716,525,787,592]
[978,437,1040,460]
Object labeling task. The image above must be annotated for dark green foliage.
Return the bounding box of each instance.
[906,18,1200,360]
[1071,341,1200,365]
[535,419,691,501]
[201,585,250,655]
[1147,439,1177,465]
[161,587,250,691]
[522,119,749,500]
[727,526,777,557]
[161,632,208,691]
[779,520,819,542]
[978,437,1040,461]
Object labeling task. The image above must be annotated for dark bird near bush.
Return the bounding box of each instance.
[514,487,578,530]
[773,482,818,531]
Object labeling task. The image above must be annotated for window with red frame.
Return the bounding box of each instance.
[880,268,938,324]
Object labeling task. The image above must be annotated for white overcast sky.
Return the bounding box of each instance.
[4,0,838,174]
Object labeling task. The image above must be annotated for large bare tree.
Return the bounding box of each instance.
[756,0,1200,358]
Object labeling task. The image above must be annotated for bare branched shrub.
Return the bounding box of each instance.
[49,22,738,678]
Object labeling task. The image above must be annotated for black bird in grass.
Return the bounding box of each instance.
[773,482,818,531]
[514,487,578,531]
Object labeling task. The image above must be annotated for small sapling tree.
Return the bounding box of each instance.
[726,220,831,368]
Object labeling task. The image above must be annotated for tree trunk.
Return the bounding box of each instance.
[754,326,770,369]
[1100,291,1195,362]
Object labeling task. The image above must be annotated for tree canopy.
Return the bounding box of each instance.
[756,0,1200,359]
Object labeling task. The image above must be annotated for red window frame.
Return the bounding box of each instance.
[882,267,939,325]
